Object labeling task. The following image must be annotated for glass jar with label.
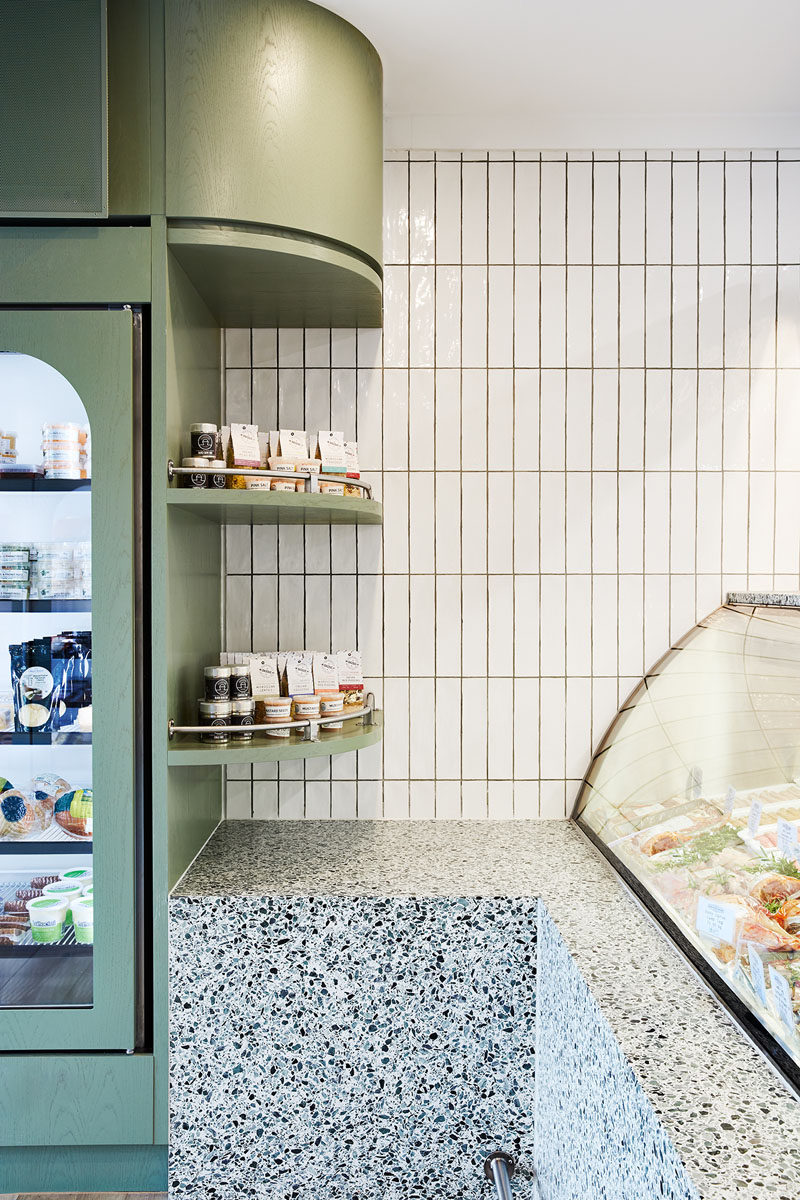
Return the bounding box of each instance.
[190,423,218,458]
[198,699,231,742]
[230,697,255,740]
[181,457,210,488]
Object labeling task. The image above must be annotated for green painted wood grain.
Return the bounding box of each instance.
[164,0,383,269]
[166,489,383,525]
[107,0,151,215]
[0,1144,166,1193]
[0,309,136,1053]
[0,227,150,304]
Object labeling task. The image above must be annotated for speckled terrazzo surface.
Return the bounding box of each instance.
[172,820,800,1200]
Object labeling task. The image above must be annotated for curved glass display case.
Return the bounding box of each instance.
[574,596,800,1090]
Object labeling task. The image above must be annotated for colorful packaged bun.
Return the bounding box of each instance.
[30,773,70,800]
[54,787,92,839]
[0,790,51,839]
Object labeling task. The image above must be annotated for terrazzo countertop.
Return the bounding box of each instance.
[173,820,800,1199]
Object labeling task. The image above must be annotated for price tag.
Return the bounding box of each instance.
[696,895,739,945]
[777,818,799,862]
[724,786,736,816]
[747,798,763,839]
[768,965,796,1032]
[748,943,768,1007]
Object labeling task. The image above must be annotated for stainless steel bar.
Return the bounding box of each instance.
[484,1153,514,1200]
[167,459,373,498]
[168,703,373,739]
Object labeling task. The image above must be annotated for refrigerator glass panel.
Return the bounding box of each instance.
[0,353,92,1008]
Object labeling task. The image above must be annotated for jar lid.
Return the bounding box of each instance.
[190,423,218,433]
[230,663,251,675]
[204,665,231,676]
[292,694,318,703]
[208,459,226,469]
[230,698,255,713]
[198,699,232,715]
[182,457,210,468]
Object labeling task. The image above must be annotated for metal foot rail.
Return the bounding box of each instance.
[167,459,373,499]
[484,1153,515,1200]
[168,694,375,741]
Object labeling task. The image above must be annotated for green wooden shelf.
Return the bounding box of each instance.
[167,222,382,328]
[167,712,383,766]
[167,488,382,526]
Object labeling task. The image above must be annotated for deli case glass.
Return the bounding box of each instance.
[574,597,800,1091]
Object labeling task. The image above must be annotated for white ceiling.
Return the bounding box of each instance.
[325,0,800,148]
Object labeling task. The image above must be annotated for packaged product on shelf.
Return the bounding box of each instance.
[292,694,320,721]
[227,422,260,487]
[256,694,291,737]
[230,663,252,698]
[315,430,346,473]
[27,895,68,943]
[219,425,231,463]
[10,638,58,732]
[198,698,231,742]
[0,430,17,461]
[269,430,280,458]
[245,477,271,491]
[267,457,297,475]
[230,697,255,739]
[297,458,321,476]
[204,665,231,700]
[247,653,280,696]
[319,692,344,729]
[278,429,308,460]
[312,652,339,694]
[271,478,296,492]
[258,431,269,467]
[42,880,82,923]
[208,460,227,489]
[344,441,360,477]
[181,457,210,488]
[0,790,52,838]
[337,649,364,712]
[284,651,314,696]
[318,480,345,497]
[54,787,93,838]
[41,422,83,479]
[51,630,92,729]
[189,423,218,459]
[72,895,94,944]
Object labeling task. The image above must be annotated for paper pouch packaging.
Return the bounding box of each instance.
[278,429,308,461]
[285,651,315,697]
[248,653,280,696]
[344,441,360,478]
[11,638,58,732]
[312,652,339,695]
[269,430,281,459]
[336,650,364,710]
[257,431,270,468]
[227,423,260,468]
[315,431,346,473]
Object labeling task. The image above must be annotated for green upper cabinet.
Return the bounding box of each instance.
[164,0,383,271]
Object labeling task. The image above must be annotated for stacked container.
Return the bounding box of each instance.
[41,423,90,479]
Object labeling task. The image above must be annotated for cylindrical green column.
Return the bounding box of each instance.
[164,0,383,271]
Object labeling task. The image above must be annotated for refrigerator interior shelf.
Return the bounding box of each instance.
[0,599,92,613]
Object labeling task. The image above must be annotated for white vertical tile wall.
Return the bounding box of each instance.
[223,149,800,821]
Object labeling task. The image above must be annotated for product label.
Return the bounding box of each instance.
[344,440,360,477]
[747,798,763,839]
[317,430,346,471]
[249,654,280,696]
[777,818,799,862]
[279,429,308,460]
[19,666,54,700]
[232,673,251,698]
[768,965,796,1031]
[313,652,339,693]
[336,649,363,688]
[194,431,215,455]
[748,943,768,1007]
[695,895,738,945]
[285,652,315,696]
[211,473,227,489]
[189,472,208,488]
[229,423,260,468]
[724,786,736,816]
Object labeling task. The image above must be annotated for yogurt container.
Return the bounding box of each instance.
[59,867,92,886]
[72,896,94,944]
[27,895,68,943]
[82,882,94,898]
[42,880,83,924]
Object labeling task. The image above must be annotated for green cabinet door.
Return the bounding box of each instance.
[0,308,139,1051]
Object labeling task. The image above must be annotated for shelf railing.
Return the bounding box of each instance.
[167,459,373,499]
[168,693,375,742]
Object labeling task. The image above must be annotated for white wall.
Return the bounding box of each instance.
[223,148,800,820]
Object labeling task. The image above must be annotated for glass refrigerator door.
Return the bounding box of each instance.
[0,308,139,1052]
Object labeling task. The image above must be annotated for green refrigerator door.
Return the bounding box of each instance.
[0,308,138,1051]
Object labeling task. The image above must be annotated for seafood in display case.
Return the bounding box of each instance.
[575,598,800,1087]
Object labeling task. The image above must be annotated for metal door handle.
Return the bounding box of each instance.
[484,1152,515,1200]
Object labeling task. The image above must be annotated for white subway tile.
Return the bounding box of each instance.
[226,781,252,819]
[513,679,540,779]
[436,266,461,366]
[539,781,566,818]
[435,369,462,470]
[592,574,618,676]
[619,265,645,367]
[697,369,723,469]
[356,367,382,472]
[671,370,697,470]
[435,160,461,263]
[462,161,488,264]
[722,472,749,573]
[382,370,408,470]
[593,265,619,368]
[696,472,723,574]
[540,266,566,367]
[225,574,251,648]
[462,266,488,368]
[514,159,540,264]
[513,781,540,818]
[514,369,539,467]
[225,367,251,424]
[434,779,461,819]
[619,159,645,262]
[670,471,697,574]
[644,575,670,669]
[592,160,619,265]
[410,578,435,678]
[776,370,800,468]
[670,574,697,644]
[672,160,699,265]
[541,160,567,262]
[645,159,671,263]
[333,328,358,368]
[252,329,277,368]
[618,472,644,573]
[409,159,436,264]
[409,472,435,573]
[383,267,409,367]
[251,367,278,429]
[487,779,514,818]
[644,471,670,573]
[435,678,462,779]
[592,368,618,469]
[252,575,278,650]
[487,369,513,470]
[488,265,514,367]
[252,781,278,819]
[566,472,592,573]
[751,265,778,368]
[778,162,800,263]
[409,780,436,820]
[382,472,409,574]
[722,369,749,469]
[618,369,645,469]
[698,266,724,367]
[304,575,332,648]
[383,781,410,818]
[724,159,751,262]
[590,472,617,573]
[514,576,540,676]
[618,574,644,679]
[331,575,358,650]
[462,678,488,780]
[488,574,514,676]
[540,575,566,677]
[645,266,671,367]
[644,369,671,469]
[565,574,592,676]
[382,575,410,676]
[749,369,776,469]
[777,266,800,367]
[356,779,382,818]
[488,161,515,263]
[383,677,410,780]
[331,781,357,819]
[461,474,487,573]
[514,266,540,368]
[461,369,488,470]
[409,265,435,367]
[698,160,724,262]
[751,160,778,264]
[409,368,434,470]
[775,473,800,574]
[566,265,592,367]
[357,575,383,678]
[384,159,409,264]
[513,471,540,573]
[540,678,566,778]
[461,575,488,676]
[539,370,566,469]
[435,574,462,675]
[488,471,514,572]
[672,265,698,367]
[540,472,566,574]
[225,328,250,368]
[749,472,776,577]
[567,160,592,263]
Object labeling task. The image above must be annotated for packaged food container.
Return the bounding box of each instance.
[229,468,254,489]
[189,423,218,458]
[292,695,320,723]
[271,479,296,492]
[267,457,297,475]
[256,694,292,738]
[230,664,252,698]
[297,459,321,475]
[319,481,345,497]
[208,460,227,489]
[230,697,256,740]
[198,699,232,742]
[319,692,344,730]
[42,880,83,924]
[27,895,68,943]
[72,895,94,944]
[82,882,94,898]
[245,476,271,491]
[59,867,92,886]
[344,484,363,499]
[180,457,210,488]
[204,665,231,701]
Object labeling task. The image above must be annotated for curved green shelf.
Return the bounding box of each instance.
[167,488,382,526]
[167,712,383,766]
[167,222,382,328]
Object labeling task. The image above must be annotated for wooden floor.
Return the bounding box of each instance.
[0,1194,166,1199]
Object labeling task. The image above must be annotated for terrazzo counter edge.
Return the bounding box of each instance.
[172,820,800,1200]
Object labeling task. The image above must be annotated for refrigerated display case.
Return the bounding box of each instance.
[0,308,142,1052]
[574,596,800,1092]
